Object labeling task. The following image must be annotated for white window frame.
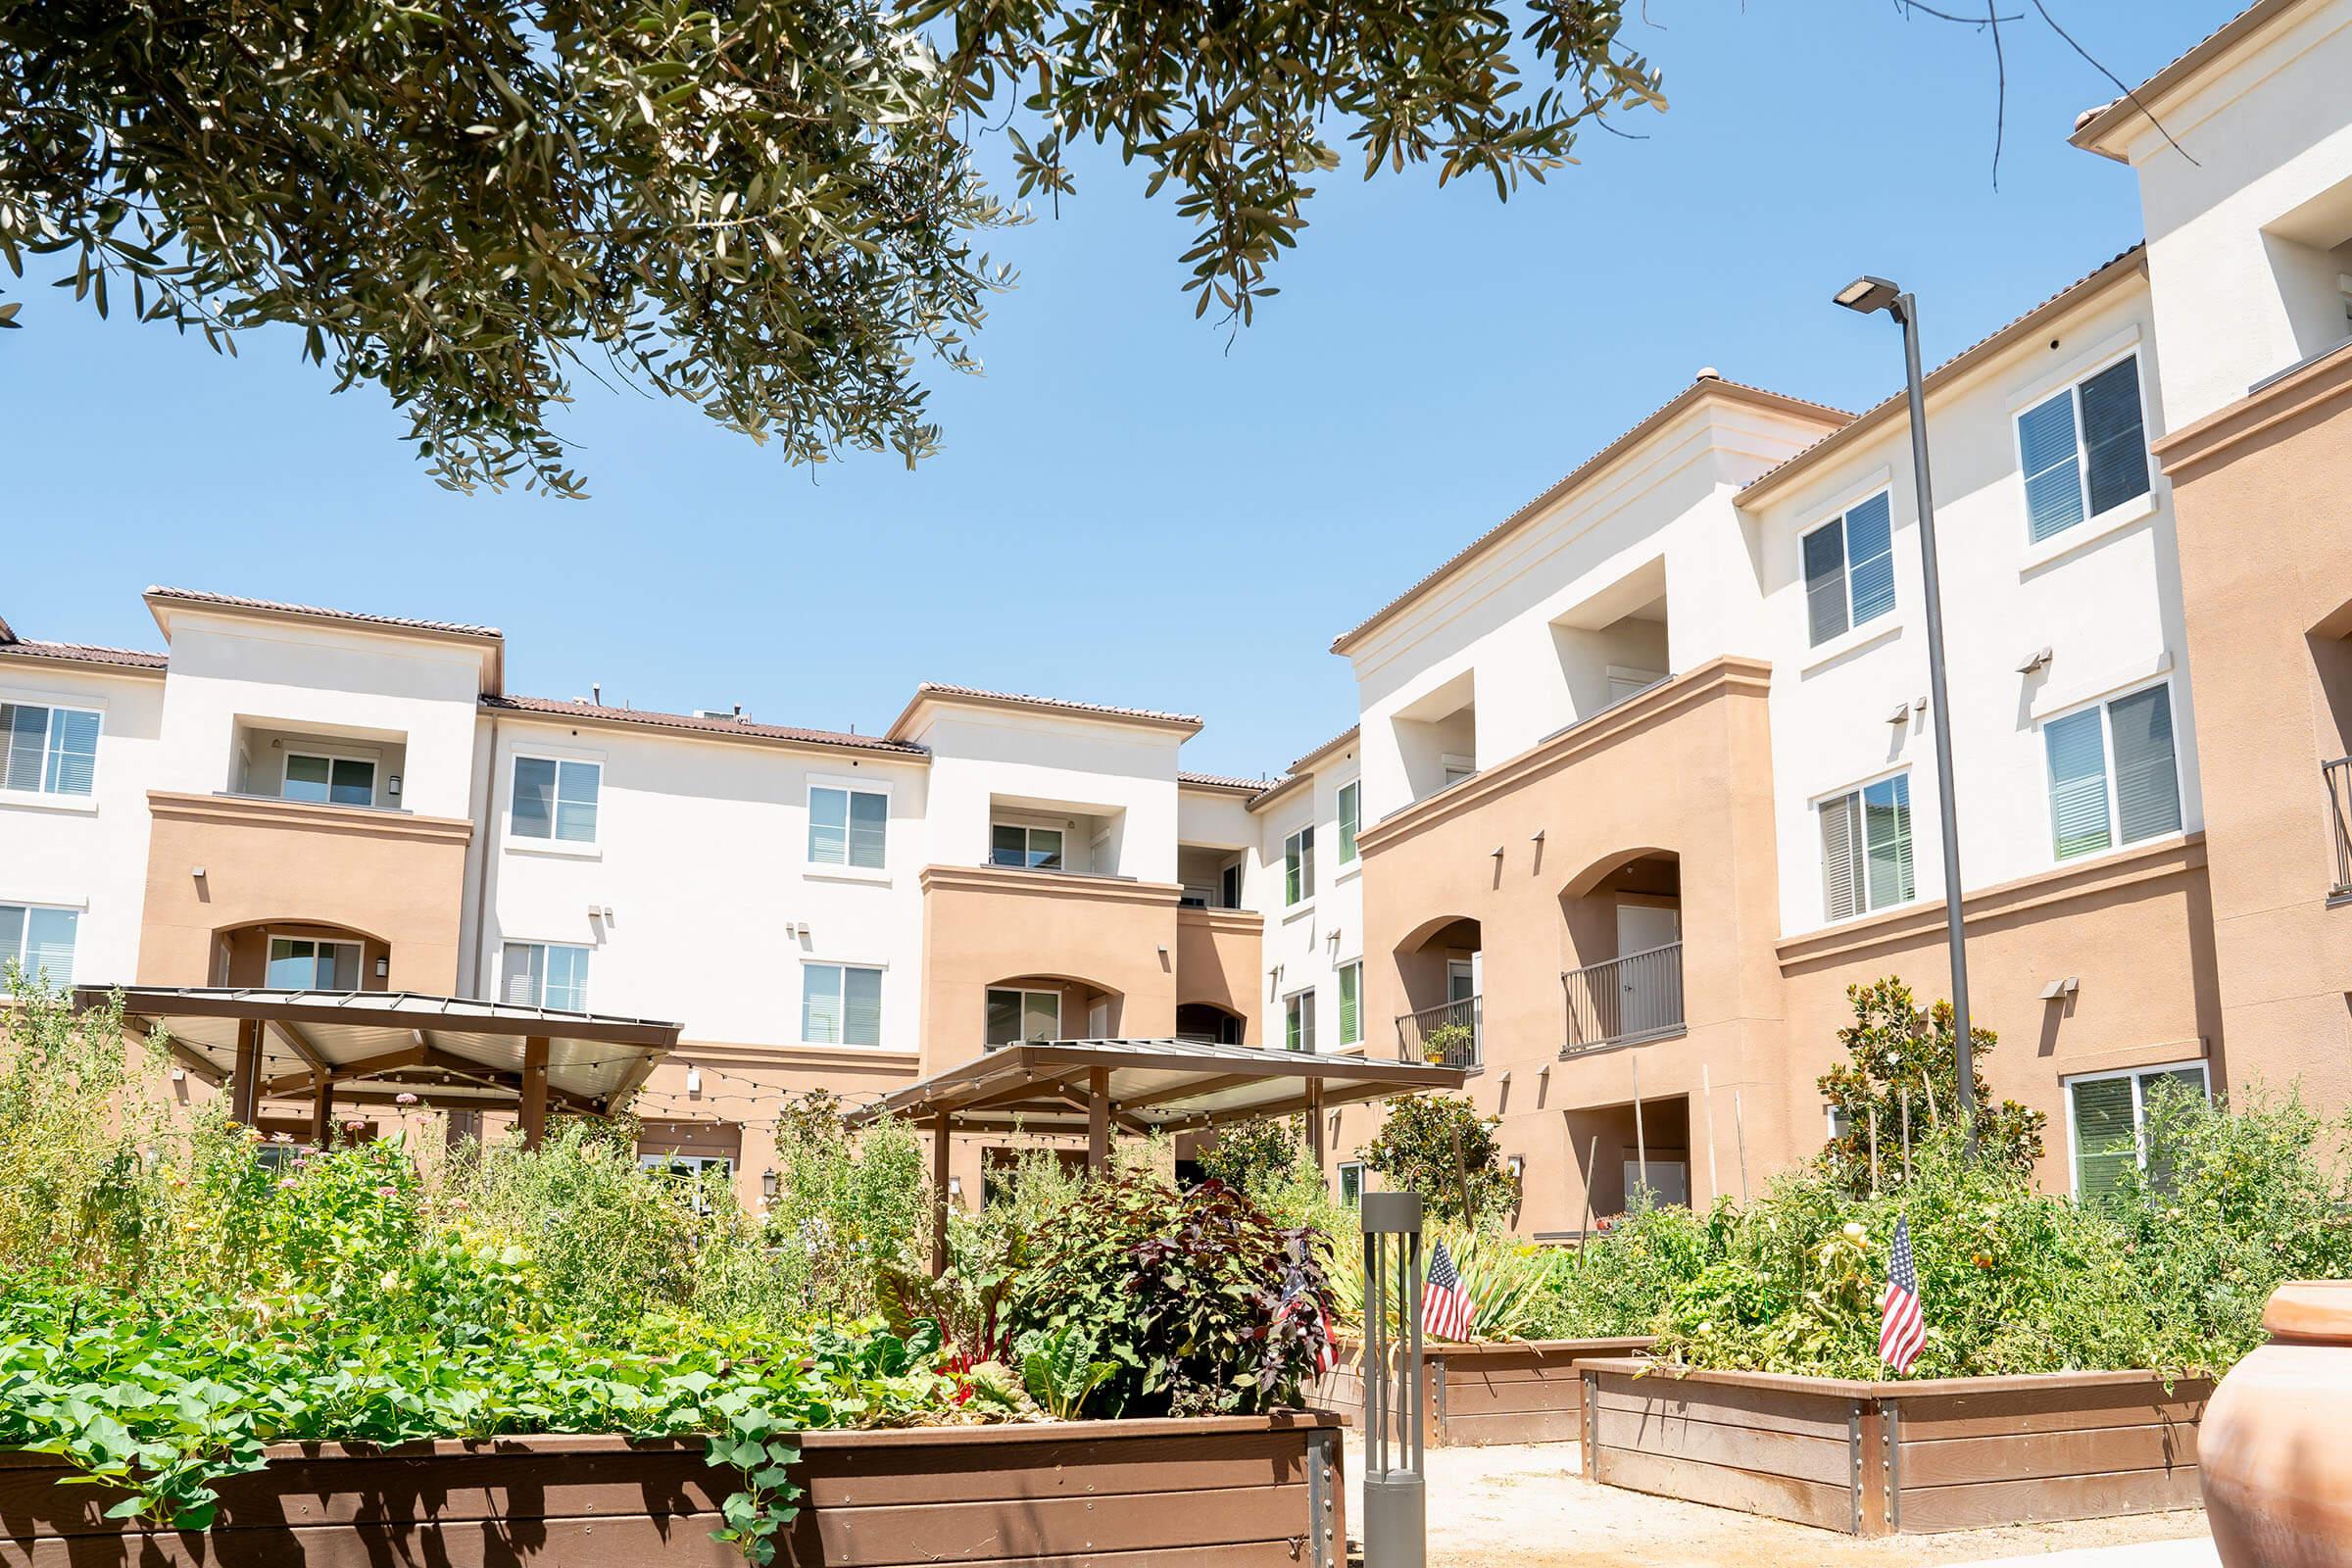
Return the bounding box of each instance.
[1337,1160,1365,1208]
[2010,341,2154,554]
[805,774,892,879]
[1813,765,1918,923]
[802,959,888,1048]
[2038,678,2183,866]
[280,750,379,808]
[1284,987,1317,1053]
[985,986,1062,1046]
[506,749,604,854]
[1338,959,1364,1047]
[0,694,104,808]
[1797,488,1897,650]
[0,899,81,994]
[501,939,594,1011]
[1336,780,1361,867]
[2063,1058,2211,1199]
[1284,824,1315,908]
[267,932,365,991]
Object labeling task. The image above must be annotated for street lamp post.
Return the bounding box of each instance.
[1834,275,1977,1156]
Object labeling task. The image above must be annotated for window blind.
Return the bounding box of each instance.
[805,965,845,1043]
[512,758,557,838]
[2045,708,2112,858]
[2,906,77,989]
[2079,358,2150,518]
[543,945,590,1011]
[1819,792,1863,923]
[841,966,883,1046]
[0,705,98,797]
[1287,993,1315,1053]
[1338,783,1360,863]
[1802,522,1848,646]
[1339,963,1361,1045]
[44,710,97,796]
[1844,494,1896,626]
[2109,685,2180,845]
[2019,390,2085,542]
[501,943,544,1006]
[554,760,600,842]
[847,790,887,869]
[1862,774,1916,910]
[2071,1075,2136,1203]
[2,705,46,793]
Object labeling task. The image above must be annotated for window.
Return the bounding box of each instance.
[269,936,361,990]
[0,702,99,798]
[1337,782,1360,865]
[641,1152,735,1213]
[513,756,601,844]
[2044,683,2180,861]
[2069,1061,2210,1201]
[1819,772,1915,922]
[1339,961,1363,1047]
[990,823,1064,871]
[1338,1161,1365,1209]
[2017,355,2150,543]
[1284,825,1315,906]
[503,942,592,1010]
[804,963,884,1046]
[986,987,1060,1046]
[283,754,376,808]
[1285,989,1316,1053]
[1801,492,1895,647]
[0,904,77,989]
[808,784,887,870]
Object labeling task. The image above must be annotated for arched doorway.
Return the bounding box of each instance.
[211,920,390,992]
[1557,849,1683,1052]
[1393,913,1482,1067]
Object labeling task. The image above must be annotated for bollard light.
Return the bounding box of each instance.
[1360,1190,1427,1568]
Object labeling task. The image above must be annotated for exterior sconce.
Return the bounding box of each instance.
[373,956,389,979]
[388,773,403,797]
[760,1170,779,1200]
[2038,977,2081,1001]
[191,866,207,881]
[685,1065,704,1097]
[2015,646,2054,675]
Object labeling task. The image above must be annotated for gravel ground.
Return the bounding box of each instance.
[1343,1438,2214,1568]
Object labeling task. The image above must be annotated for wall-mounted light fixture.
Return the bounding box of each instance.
[191,866,207,881]
[373,956,389,980]
[388,773,403,797]
[1886,703,1913,726]
[685,1065,704,1097]
[2015,646,2054,675]
[2038,976,2081,1001]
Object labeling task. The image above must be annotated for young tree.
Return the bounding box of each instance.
[1817,976,2045,1194]
[1360,1093,1516,1226]
[1,1,1662,493]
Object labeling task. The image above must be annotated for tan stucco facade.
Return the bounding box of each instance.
[2158,341,2352,1116]
[137,791,473,993]
[1174,906,1265,1043]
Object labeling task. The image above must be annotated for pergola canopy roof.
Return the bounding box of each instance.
[847,1039,1465,1134]
[80,986,678,1115]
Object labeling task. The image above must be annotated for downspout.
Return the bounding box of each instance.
[466,710,497,999]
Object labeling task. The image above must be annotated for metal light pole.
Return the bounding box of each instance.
[1360,1191,1427,1568]
[1834,275,1977,1155]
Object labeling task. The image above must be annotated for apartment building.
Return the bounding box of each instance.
[1324,0,2352,1229]
[7,0,2346,1233]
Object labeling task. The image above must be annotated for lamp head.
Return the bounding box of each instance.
[1834,275,1903,316]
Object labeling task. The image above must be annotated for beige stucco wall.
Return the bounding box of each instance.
[1174,906,1264,1042]
[914,864,1182,1071]
[137,791,472,992]
[2158,341,2352,1115]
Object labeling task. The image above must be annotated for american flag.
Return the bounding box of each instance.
[1422,1239,1476,1342]
[1878,1214,1926,1374]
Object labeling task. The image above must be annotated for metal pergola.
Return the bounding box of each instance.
[846,1038,1466,1272]
[77,986,680,1147]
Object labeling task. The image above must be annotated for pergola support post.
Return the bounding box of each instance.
[309,1070,334,1146]
[518,1037,550,1150]
[930,1111,952,1279]
[1306,1081,1327,1173]
[1086,1066,1111,1175]
[229,1017,263,1126]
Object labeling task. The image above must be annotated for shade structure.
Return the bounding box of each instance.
[77,986,678,1142]
[845,1038,1467,1136]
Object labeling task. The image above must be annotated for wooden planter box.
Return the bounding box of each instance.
[1313,1337,1653,1447]
[1,1411,1346,1566]
[1575,1357,2210,1536]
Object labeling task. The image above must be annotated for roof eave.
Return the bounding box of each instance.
[2068,0,2305,160]
[887,687,1205,744]
[146,590,505,696]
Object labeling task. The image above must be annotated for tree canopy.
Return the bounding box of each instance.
[0,0,1661,494]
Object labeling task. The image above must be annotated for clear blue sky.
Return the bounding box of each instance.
[7,2,2236,778]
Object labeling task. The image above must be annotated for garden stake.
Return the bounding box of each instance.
[1735,1091,1750,1202]
[1922,1068,1939,1125]
[1631,1055,1647,1203]
[1578,1134,1599,1250]
[1701,1063,1720,1204]
[1901,1091,1912,1183]
[1868,1104,1880,1198]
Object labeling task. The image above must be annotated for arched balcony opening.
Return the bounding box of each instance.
[211,920,391,993]
[1392,913,1482,1070]
[1174,1002,1246,1047]
[983,974,1125,1047]
[1558,850,1684,1054]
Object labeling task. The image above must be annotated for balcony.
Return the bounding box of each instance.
[2330,758,2352,902]
[1396,996,1482,1072]
[1560,940,1685,1055]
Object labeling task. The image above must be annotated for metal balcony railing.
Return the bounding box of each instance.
[1396,996,1482,1072]
[1560,940,1685,1055]
[2328,757,2352,901]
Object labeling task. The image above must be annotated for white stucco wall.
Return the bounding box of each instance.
[905,707,1185,883]
[1250,743,1366,1054]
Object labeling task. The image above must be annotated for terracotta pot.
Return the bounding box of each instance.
[2202,1281,2352,1567]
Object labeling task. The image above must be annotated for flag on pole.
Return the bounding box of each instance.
[1422,1239,1476,1342]
[1878,1214,1926,1373]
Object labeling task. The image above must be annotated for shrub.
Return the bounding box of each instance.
[1536,1200,1721,1338]
[1198,1116,1300,1190]
[1010,1172,1333,1415]
[1328,1226,1570,1342]
[757,1090,929,1323]
[1818,977,2044,1193]
[1359,1094,1517,1226]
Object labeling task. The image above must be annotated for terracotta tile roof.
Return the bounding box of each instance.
[1329,377,1849,655]
[1288,724,1360,776]
[0,639,170,671]
[1736,245,2148,508]
[1178,769,1276,792]
[485,694,925,755]
[146,586,502,640]
[0,612,13,643]
[908,682,1201,727]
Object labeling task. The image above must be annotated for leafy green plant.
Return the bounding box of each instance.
[1359,1094,1518,1225]
[1198,1117,1302,1191]
[1419,1021,1475,1065]
[1818,978,2045,1193]
[1019,1324,1118,1420]
[1327,1227,1569,1343]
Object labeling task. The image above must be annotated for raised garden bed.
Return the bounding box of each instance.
[1314,1337,1653,1447]
[1576,1357,2210,1536]
[1,1412,1346,1567]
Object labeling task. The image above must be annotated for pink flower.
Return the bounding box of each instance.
[275,1178,298,1191]
[343,1118,366,1132]
[375,1185,397,1198]
[395,1092,418,1106]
